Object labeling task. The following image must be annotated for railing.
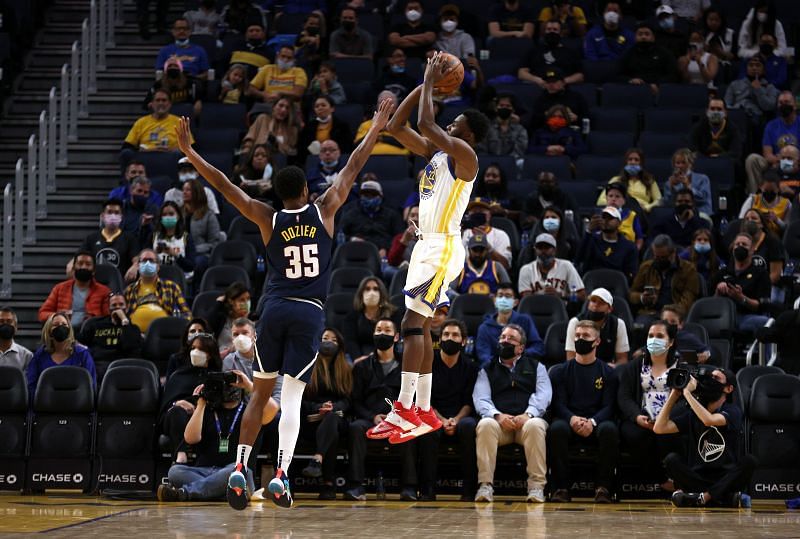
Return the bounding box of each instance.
[0,0,118,298]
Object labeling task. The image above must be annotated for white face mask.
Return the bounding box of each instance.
[406,9,421,22]
[190,349,208,367]
[179,172,198,182]
[363,290,380,307]
[603,11,619,25]
[233,334,253,354]
[757,12,768,23]
[441,20,457,32]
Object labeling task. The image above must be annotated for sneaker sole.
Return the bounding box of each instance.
[227,472,249,511]
[268,478,293,508]
[389,423,433,444]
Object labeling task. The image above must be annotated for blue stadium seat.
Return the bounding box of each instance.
[170,102,194,119]
[380,180,413,212]
[200,264,251,293]
[332,241,382,274]
[601,83,654,109]
[438,104,468,129]
[642,109,696,133]
[489,37,534,59]
[521,155,572,180]
[361,155,410,181]
[638,131,688,158]
[775,0,800,22]
[483,58,521,81]
[334,104,365,136]
[194,128,241,153]
[204,151,234,177]
[199,103,247,130]
[694,156,735,189]
[646,157,674,183]
[479,154,518,182]
[274,13,307,34]
[582,60,621,85]
[191,34,219,64]
[571,83,598,107]
[341,81,372,105]
[492,83,543,114]
[590,107,638,132]
[657,83,709,109]
[333,57,375,81]
[588,132,636,156]
[136,152,179,181]
[569,180,604,209]
[507,180,536,202]
[575,154,620,183]
[359,13,386,44]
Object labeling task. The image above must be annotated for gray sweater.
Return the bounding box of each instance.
[189,210,221,255]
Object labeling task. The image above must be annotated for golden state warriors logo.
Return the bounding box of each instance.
[420,162,436,200]
[777,134,799,150]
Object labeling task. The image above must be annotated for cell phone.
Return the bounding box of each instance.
[644,286,656,295]
[680,350,699,365]
[723,275,736,286]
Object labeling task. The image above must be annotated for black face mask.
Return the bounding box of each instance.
[675,204,692,216]
[469,255,486,268]
[51,325,70,343]
[653,258,670,271]
[574,338,595,355]
[762,190,778,202]
[760,43,774,57]
[695,376,726,405]
[306,26,319,36]
[223,385,243,403]
[0,324,14,340]
[733,246,749,262]
[586,310,606,322]
[318,341,339,357]
[440,339,462,355]
[342,20,355,32]
[743,221,761,237]
[779,104,794,118]
[544,32,560,48]
[247,38,263,48]
[166,68,181,78]
[637,40,654,50]
[538,185,556,198]
[74,268,93,283]
[374,334,395,351]
[497,342,517,359]
[496,108,512,120]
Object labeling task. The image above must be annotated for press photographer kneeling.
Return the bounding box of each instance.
[158,372,279,502]
[653,365,757,507]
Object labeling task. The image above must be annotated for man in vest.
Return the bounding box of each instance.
[565,287,629,365]
[452,233,510,296]
[472,324,552,503]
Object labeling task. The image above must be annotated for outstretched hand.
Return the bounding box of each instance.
[372,97,395,131]
[176,116,194,155]
[423,51,449,84]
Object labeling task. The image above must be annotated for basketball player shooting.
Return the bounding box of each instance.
[368,51,489,444]
[176,99,393,510]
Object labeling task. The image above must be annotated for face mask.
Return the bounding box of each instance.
[277,59,294,71]
[574,338,595,356]
[440,339,462,355]
[546,116,568,130]
[233,334,253,353]
[166,68,181,78]
[342,20,355,32]
[51,325,70,343]
[247,38,263,48]
[544,32,560,48]
[132,195,148,209]
[223,386,243,403]
[733,246,749,262]
[103,214,122,227]
[659,17,674,30]
[495,296,514,312]
[469,255,486,268]
[190,349,208,367]
[318,341,339,357]
[653,258,670,271]
[306,26,319,36]
[538,254,555,267]
[542,217,560,232]
[780,158,795,173]
[757,12,768,23]
[538,185,555,198]
[694,242,711,254]
[743,221,760,237]
[587,310,606,322]
[497,342,517,359]
[374,333,395,351]
[696,376,726,404]
[760,43,774,57]
[496,108,512,120]
[646,337,668,356]
[139,260,157,277]
[316,115,332,124]
[390,65,405,74]
[238,300,251,313]
[604,11,619,25]
[707,110,725,124]
[74,268,93,283]
[359,196,382,213]
[161,215,178,228]
[779,105,794,118]
[624,164,641,176]
[320,157,338,169]
[762,191,778,203]
[0,324,15,340]
[406,9,421,22]
[675,204,692,217]
[179,172,198,182]
[637,40,654,50]
[362,290,380,307]
[441,20,457,32]
[175,38,190,47]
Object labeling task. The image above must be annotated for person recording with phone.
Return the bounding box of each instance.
[78,293,144,366]
[661,148,712,218]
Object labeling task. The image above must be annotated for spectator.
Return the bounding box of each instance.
[584,1,635,62]
[537,0,587,37]
[679,228,722,285]
[729,209,785,288]
[522,171,579,230]
[701,7,736,64]
[526,206,579,262]
[475,282,544,368]
[518,20,583,87]
[739,174,791,236]
[678,31,719,87]
[529,67,589,130]
[218,64,248,105]
[343,277,397,362]
[248,46,308,107]
[374,49,417,102]
[354,92,408,156]
[220,0,265,35]
[471,165,515,215]
[654,368,756,508]
[576,206,639,282]
[305,140,345,200]
[183,0,220,36]
[745,91,800,193]
[617,319,681,492]
[488,0,535,40]
[120,177,160,241]
[690,98,743,161]
[387,205,418,270]
[224,21,271,80]
[462,198,513,269]
[81,198,140,278]
[630,234,701,325]
[724,55,779,128]
[124,248,191,332]
[298,96,353,165]
[241,96,299,157]
[737,1,788,59]
[28,312,96,399]
[654,5,688,60]
[305,62,346,108]
[121,89,188,164]
[167,318,212,378]
[662,148,713,217]
[145,58,201,117]
[650,189,706,249]
[600,183,645,250]
[164,158,220,215]
[477,94,528,162]
[109,160,164,206]
[778,145,800,202]
[659,304,711,361]
[221,318,277,406]
[299,328,351,500]
[548,320,619,503]
[388,0,437,60]
[518,233,584,301]
[182,180,222,267]
[233,144,277,201]
[294,12,325,71]
[435,4,476,59]
[205,282,252,356]
[671,0,711,22]
[452,233,511,296]
[621,23,678,92]
[748,32,788,89]
[597,148,662,212]
[712,232,771,334]
[78,293,143,365]
[0,307,33,371]
[528,104,586,159]
[473,324,551,503]
[339,179,404,257]
[147,201,197,279]
[38,251,110,329]
[329,7,373,59]
[155,18,209,79]
[565,288,630,364]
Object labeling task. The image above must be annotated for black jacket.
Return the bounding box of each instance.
[296,116,354,165]
[350,352,401,421]
[78,315,144,363]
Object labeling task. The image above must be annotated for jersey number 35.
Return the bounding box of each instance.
[284,244,320,279]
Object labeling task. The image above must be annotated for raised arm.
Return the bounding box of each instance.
[176,117,274,244]
[418,52,478,180]
[317,98,394,227]
[386,86,435,159]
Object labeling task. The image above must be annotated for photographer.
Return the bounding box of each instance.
[78,293,144,365]
[654,368,757,507]
[157,374,279,502]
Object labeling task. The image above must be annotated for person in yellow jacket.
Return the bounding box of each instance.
[596,148,662,211]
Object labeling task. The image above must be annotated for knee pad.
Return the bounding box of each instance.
[402,327,424,338]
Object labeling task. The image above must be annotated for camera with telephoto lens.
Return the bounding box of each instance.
[200,371,238,408]
[666,362,716,390]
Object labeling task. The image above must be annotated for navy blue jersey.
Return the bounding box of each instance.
[264,204,332,303]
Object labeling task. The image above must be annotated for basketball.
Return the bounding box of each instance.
[433,52,464,95]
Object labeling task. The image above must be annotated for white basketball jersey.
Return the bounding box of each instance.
[417,151,475,235]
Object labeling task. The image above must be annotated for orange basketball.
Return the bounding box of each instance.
[434,52,464,95]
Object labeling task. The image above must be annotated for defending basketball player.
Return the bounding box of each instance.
[176,99,393,509]
[368,52,489,444]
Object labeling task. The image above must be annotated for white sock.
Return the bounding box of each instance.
[277,375,306,474]
[398,371,418,409]
[236,444,252,468]
[415,373,432,411]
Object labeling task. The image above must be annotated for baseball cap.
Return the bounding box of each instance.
[606,182,627,197]
[178,157,194,169]
[656,5,674,16]
[602,206,622,220]
[468,233,489,249]
[467,197,492,211]
[543,67,564,82]
[534,233,557,248]
[589,288,614,306]
[360,180,383,195]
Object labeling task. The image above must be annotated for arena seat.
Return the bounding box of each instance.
[361,155,411,181]
[575,154,620,183]
[341,80,372,105]
[333,105,364,136]
[191,290,223,322]
[199,102,247,130]
[490,216,520,255]
[158,264,188,297]
[142,316,190,374]
[194,128,241,153]
[518,294,569,339]
[582,269,629,299]
[210,240,258,282]
[748,374,800,467]
[136,151,179,181]
[200,264,251,293]
[681,322,709,345]
[437,104,469,130]
[483,58,520,81]
[686,297,736,339]
[542,321,568,367]
[589,107,638,133]
[492,83,543,114]
[380,180,413,211]
[638,131,689,158]
[600,83,654,109]
[333,57,375,81]
[227,215,266,257]
[506,180,536,203]
[736,365,785,416]
[708,338,732,369]
[569,180,604,210]
[390,266,409,296]
[332,241,382,275]
[570,83,598,107]
[0,366,28,490]
[642,108,695,133]
[784,220,800,261]
[449,293,495,337]
[581,60,620,85]
[588,131,636,156]
[94,264,125,293]
[657,83,709,109]
[478,154,517,182]
[488,37,534,60]
[521,155,571,181]
[324,292,354,334]
[105,359,160,390]
[329,267,373,295]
